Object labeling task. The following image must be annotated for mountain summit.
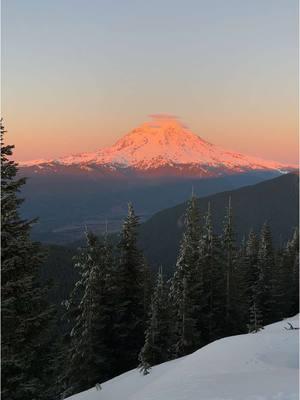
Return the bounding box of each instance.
[21,115,295,178]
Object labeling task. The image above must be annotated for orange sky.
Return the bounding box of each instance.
[2,0,299,164]
[4,109,298,164]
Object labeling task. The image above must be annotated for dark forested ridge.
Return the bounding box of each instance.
[138,172,299,273]
[43,173,299,312]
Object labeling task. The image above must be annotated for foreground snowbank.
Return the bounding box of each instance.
[66,315,299,400]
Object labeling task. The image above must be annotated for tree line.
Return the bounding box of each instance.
[61,195,299,397]
[139,196,299,373]
[1,123,299,399]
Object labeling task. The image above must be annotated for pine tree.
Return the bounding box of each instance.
[139,268,170,375]
[240,230,260,330]
[276,228,299,318]
[256,222,276,325]
[113,203,146,375]
[169,195,203,357]
[246,230,259,294]
[289,229,299,315]
[221,197,240,335]
[1,121,54,400]
[141,258,153,329]
[199,203,226,342]
[247,302,263,333]
[272,246,289,321]
[236,236,247,326]
[64,230,115,396]
[47,335,69,399]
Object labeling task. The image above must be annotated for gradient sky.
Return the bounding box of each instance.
[2,0,299,163]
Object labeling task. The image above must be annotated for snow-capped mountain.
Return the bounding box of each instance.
[20,115,295,178]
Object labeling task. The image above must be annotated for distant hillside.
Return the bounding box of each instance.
[138,173,299,273]
[21,171,279,244]
[44,173,299,309]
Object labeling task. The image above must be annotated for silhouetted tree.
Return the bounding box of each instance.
[113,203,146,375]
[1,121,54,400]
[169,195,204,357]
[256,223,276,325]
[64,231,115,396]
[199,203,226,342]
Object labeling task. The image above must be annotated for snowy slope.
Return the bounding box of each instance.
[66,315,299,400]
[20,115,295,177]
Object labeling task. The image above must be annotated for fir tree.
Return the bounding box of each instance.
[246,231,259,292]
[240,230,260,330]
[141,258,153,328]
[139,268,170,375]
[276,228,299,318]
[113,203,146,375]
[247,302,263,333]
[221,197,240,334]
[169,195,203,357]
[1,121,54,400]
[64,230,115,396]
[289,229,299,316]
[199,203,226,342]
[272,246,289,321]
[256,222,276,325]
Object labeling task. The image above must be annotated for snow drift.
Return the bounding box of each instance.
[66,315,299,400]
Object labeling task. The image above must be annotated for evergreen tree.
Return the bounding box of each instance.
[246,230,259,294]
[289,229,299,315]
[221,197,240,334]
[169,195,203,358]
[276,228,299,318]
[48,335,70,399]
[113,203,146,375]
[1,121,54,400]
[141,258,153,328]
[64,231,115,396]
[256,222,276,325]
[199,203,226,342]
[247,302,263,333]
[240,230,260,330]
[272,246,289,321]
[139,268,170,375]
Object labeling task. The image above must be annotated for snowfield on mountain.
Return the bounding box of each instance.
[66,315,299,400]
[20,115,295,178]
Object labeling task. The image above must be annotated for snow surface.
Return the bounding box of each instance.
[66,315,299,400]
[20,116,294,172]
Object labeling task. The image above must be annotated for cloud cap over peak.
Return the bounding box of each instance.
[147,114,188,129]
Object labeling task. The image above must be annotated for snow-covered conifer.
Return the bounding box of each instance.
[64,230,115,396]
[1,121,54,400]
[113,203,146,375]
[169,195,203,357]
[139,267,169,374]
